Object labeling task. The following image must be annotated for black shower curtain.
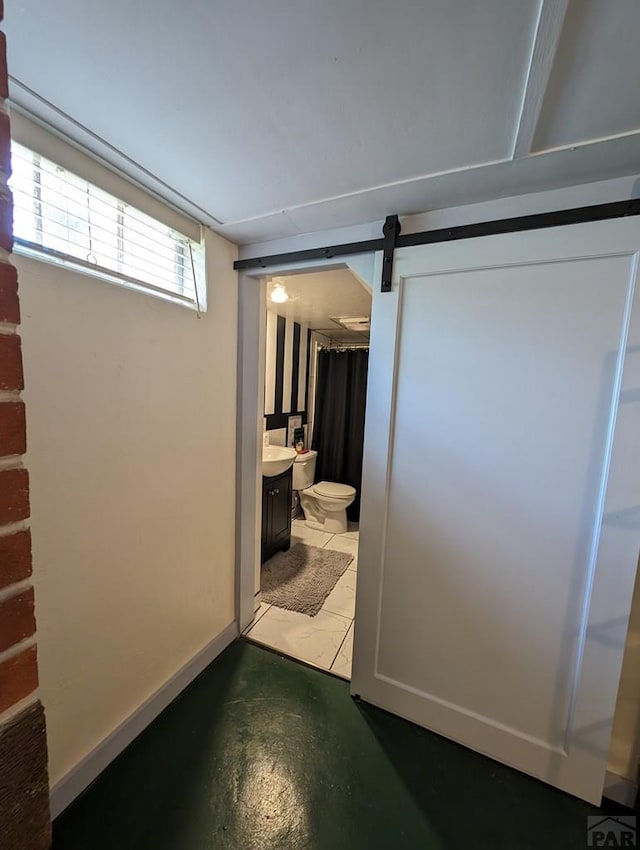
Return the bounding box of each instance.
[311,348,369,521]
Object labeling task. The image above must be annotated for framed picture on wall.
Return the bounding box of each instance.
[287,415,302,447]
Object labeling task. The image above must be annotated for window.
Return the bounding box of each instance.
[9,142,206,310]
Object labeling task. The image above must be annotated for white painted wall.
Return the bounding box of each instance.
[16,225,238,789]
[266,428,286,447]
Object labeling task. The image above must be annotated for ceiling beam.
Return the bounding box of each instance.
[511,0,571,160]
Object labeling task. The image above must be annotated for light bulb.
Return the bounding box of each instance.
[270,284,289,303]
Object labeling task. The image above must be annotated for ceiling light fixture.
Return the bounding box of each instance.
[270,283,289,304]
[331,315,370,332]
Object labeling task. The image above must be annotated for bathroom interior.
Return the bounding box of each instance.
[244,267,371,679]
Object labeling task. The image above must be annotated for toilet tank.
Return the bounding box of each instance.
[292,450,317,491]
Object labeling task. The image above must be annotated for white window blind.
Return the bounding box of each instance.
[9,142,206,310]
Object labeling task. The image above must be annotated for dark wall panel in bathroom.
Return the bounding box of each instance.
[273,315,286,415]
[290,321,301,414]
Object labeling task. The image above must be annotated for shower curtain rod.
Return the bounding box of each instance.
[320,342,370,351]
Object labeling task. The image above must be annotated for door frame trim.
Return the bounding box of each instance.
[235,257,377,632]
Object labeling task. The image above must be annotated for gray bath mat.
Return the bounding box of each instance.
[262,543,353,616]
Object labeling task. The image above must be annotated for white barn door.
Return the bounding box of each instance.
[352,217,640,804]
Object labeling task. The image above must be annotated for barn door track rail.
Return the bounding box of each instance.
[233,199,640,292]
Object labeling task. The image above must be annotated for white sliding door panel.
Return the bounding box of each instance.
[380,256,630,739]
[353,218,640,803]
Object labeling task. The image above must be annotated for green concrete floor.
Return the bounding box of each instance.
[53,640,605,849]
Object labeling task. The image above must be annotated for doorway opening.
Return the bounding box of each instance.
[243,267,372,679]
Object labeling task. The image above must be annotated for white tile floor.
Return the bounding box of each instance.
[245,518,358,679]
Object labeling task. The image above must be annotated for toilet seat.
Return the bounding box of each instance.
[312,481,355,499]
[300,480,357,534]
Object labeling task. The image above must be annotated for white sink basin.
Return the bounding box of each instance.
[262,445,297,477]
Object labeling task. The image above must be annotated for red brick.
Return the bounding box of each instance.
[0,333,23,391]
[0,110,10,178]
[0,402,25,457]
[0,646,38,714]
[0,467,29,525]
[0,184,12,252]
[0,32,6,100]
[0,587,35,653]
[0,530,31,590]
[0,262,18,323]
[0,700,50,849]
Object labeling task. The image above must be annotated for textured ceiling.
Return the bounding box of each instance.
[267,269,371,344]
[6,0,640,244]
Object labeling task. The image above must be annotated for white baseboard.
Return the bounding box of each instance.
[604,770,638,808]
[50,621,238,819]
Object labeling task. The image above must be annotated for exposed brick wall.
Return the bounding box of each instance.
[0,703,50,849]
[0,588,36,653]
[0,401,26,457]
[0,264,19,323]
[0,6,51,848]
[0,646,39,715]
[0,529,32,590]
[0,467,29,524]
[0,333,24,390]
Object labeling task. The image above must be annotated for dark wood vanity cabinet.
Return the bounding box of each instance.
[261,468,292,563]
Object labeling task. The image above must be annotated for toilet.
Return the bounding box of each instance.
[293,450,356,534]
